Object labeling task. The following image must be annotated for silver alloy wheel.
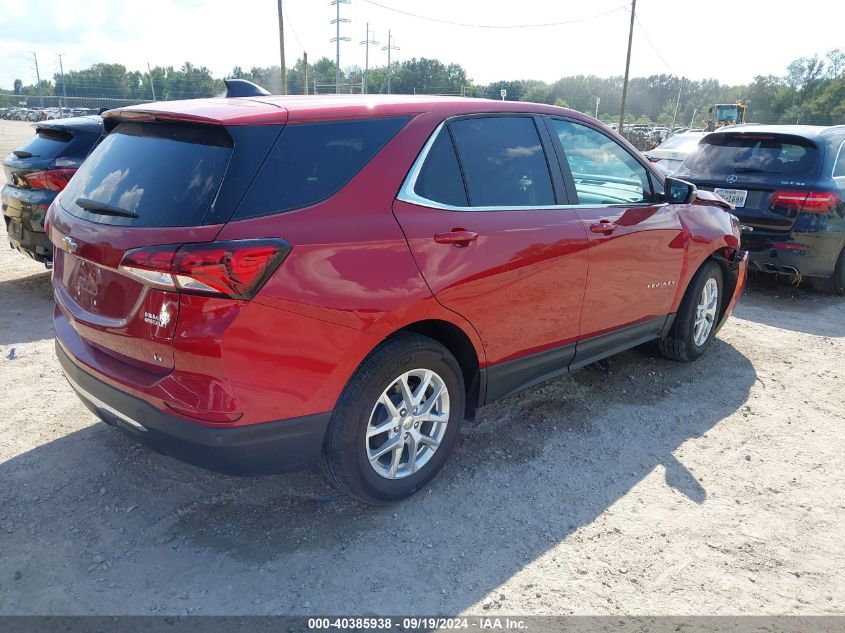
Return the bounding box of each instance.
[365,368,450,480]
[693,277,719,347]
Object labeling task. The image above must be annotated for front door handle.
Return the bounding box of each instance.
[434,229,479,246]
[590,220,618,234]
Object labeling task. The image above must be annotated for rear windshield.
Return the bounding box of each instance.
[12,128,73,160]
[234,116,409,219]
[657,134,702,152]
[679,133,819,179]
[61,121,232,227]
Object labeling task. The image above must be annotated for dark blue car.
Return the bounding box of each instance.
[2,115,103,264]
[675,124,845,294]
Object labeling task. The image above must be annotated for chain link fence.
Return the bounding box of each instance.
[0,93,153,121]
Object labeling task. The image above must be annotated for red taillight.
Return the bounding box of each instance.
[801,191,839,212]
[772,243,807,254]
[23,168,77,191]
[771,190,839,214]
[119,239,292,300]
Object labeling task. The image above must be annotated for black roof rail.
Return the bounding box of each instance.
[224,79,271,98]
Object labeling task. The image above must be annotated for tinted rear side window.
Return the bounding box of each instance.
[414,129,468,207]
[680,133,820,179]
[61,122,232,227]
[449,117,555,207]
[235,116,409,219]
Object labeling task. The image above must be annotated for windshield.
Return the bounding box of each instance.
[657,134,702,152]
[678,133,820,179]
[715,106,740,122]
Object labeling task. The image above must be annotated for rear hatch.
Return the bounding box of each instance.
[2,116,101,194]
[2,117,102,227]
[50,115,284,375]
[674,131,822,235]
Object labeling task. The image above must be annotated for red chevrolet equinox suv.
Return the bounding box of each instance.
[48,95,747,503]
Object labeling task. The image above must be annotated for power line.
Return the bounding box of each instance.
[633,14,675,75]
[283,1,305,51]
[361,0,627,29]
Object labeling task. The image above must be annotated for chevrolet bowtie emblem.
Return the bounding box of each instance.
[61,235,78,253]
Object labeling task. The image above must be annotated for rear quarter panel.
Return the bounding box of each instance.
[216,111,487,363]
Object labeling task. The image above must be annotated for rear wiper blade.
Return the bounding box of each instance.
[12,150,34,158]
[75,197,138,218]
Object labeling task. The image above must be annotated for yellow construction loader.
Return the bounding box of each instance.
[705,103,748,131]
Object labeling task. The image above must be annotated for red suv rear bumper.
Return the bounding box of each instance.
[57,341,331,475]
[54,295,383,474]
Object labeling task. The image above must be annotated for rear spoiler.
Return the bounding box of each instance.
[35,116,104,136]
[102,83,286,130]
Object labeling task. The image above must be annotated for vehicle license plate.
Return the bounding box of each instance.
[713,188,748,208]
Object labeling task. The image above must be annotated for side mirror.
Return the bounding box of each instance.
[664,176,734,210]
[664,176,695,204]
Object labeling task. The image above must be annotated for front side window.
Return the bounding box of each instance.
[550,119,651,205]
[449,116,555,207]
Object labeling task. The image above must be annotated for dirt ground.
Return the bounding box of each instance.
[0,119,843,616]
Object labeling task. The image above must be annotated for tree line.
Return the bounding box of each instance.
[4,48,844,126]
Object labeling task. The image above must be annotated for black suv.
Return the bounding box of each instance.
[675,124,845,293]
[2,115,102,264]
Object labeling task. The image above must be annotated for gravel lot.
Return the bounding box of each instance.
[0,119,843,616]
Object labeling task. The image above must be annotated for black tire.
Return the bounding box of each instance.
[321,333,465,504]
[659,260,724,362]
[809,247,845,295]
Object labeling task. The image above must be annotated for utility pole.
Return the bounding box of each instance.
[147,62,156,100]
[689,107,697,128]
[303,52,308,95]
[360,22,378,94]
[57,53,67,117]
[618,0,636,135]
[277,0,287,94]
[670,78,682,131]
[32,52,43,108]
[595,96,600,119]
[382,30,399,94]
[330,0,351,94]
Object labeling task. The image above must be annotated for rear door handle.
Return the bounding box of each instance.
[434,230,479,246]
[590,220,618,234]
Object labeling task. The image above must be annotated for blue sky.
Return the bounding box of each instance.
[1,0,842,90]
